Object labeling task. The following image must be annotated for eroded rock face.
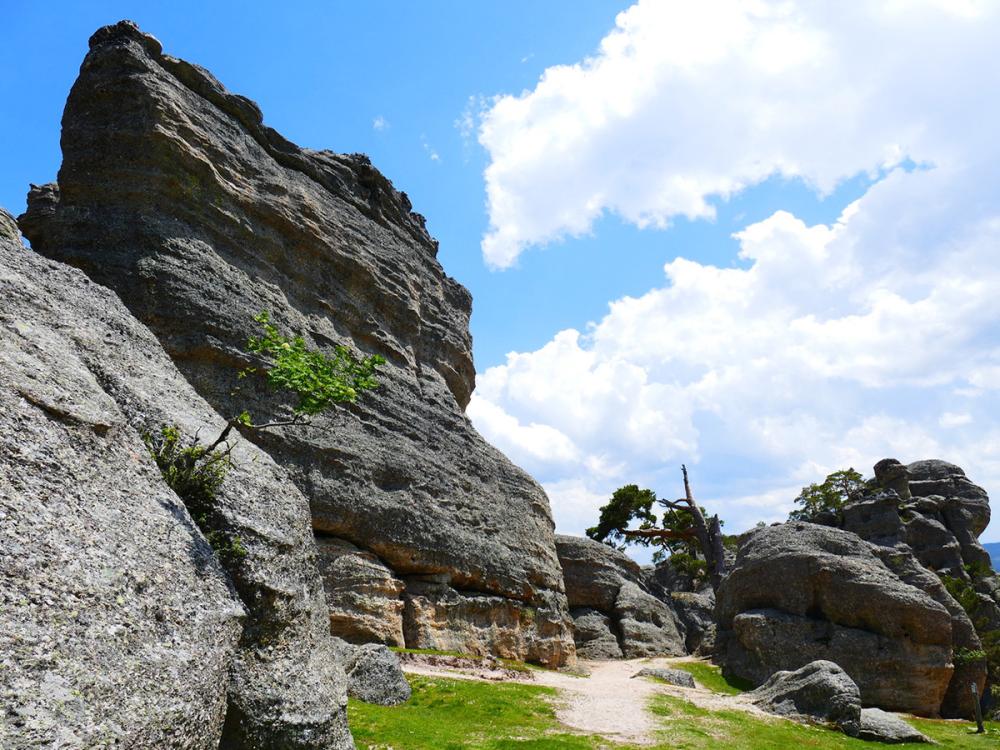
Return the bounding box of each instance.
[401,578,574,666]
[20,19,573,665]
[316,537,405,647]
[570,608,623,660]
[556,535,685,658]
[0,211,352,748]
[717,523,954,716]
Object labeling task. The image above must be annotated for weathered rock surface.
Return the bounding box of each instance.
[748,660,861,736]
[857,708,929,744]
[633,668,696,688]
[557,534,646,612]
[556,535,685,658]
[401,577,574,665]
[335,642,411,707]
[0,211,352,748]
[615,582,686,658]
[668,590,717,655]
[834,458,993,717]
[717,523,954,716]
[20,19,574,666]
[316,536,405,647]
[570,608,623,660]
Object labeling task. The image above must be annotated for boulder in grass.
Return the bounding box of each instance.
[857,708,930,744]
[748,660,862,737]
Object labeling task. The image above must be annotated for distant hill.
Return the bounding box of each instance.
[984,542,1000,570]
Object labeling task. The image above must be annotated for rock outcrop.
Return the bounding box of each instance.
[833,458,993,717]
[633,668,696,688]
[0,210,353,748]
[857,709,930,744]
[556,535,685,658]
[717,523,955,716]
[336,642,411,707]
[19,20,574,667]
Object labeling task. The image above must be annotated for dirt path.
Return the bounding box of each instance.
[401,656,767,746]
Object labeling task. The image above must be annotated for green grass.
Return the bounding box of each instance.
[650,694,1000,748]
[668,660,752,695]
[349,674,614,749]
[349,672,999,749]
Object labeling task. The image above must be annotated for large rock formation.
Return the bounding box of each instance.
[0,210,353,748]
[19,20,574,666]
[716,522,955,716]
[834,459,993,717]
[556,535,685,658]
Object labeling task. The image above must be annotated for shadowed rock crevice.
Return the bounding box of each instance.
[20,19,575,667]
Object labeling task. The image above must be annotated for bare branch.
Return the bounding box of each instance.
[252,415,311,430]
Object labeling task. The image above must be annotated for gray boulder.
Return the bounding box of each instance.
[616,582,686,658]
[748,660,861,736]
[570,608,623,660]
[0,211,352,748]
[717,523,954,716]
[557,536,685,658]
[633,668,696,688]
[20,19,574,666]
[557,534,645,612]
[857,708,930,744]
[337,642,411,707]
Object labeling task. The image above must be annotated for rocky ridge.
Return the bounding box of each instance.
[19,20,574,667]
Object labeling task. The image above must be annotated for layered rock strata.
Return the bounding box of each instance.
[556,534,685,658]
[20,20,574,666]
[0,210,352,748]
[717,522,955,716]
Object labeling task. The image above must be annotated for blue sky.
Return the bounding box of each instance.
[4,1,999,555]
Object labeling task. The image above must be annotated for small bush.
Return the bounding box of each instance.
[143,425,246,564]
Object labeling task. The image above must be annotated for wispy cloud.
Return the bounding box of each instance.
[372,115,389,131]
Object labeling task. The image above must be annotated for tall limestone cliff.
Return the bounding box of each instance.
[20,20,575,666]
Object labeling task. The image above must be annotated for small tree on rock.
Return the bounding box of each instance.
[788,468,866,522]
[145,311,384,559]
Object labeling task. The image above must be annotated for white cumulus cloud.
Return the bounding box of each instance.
[477,0,1000,268]
[468,0,1000,543]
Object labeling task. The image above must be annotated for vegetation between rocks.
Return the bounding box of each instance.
[144,311,384,563]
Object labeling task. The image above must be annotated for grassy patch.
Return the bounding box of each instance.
[350,671,999,749]
[669,661,752,695]
[908,717,1000,747]
[349,674,613,749]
